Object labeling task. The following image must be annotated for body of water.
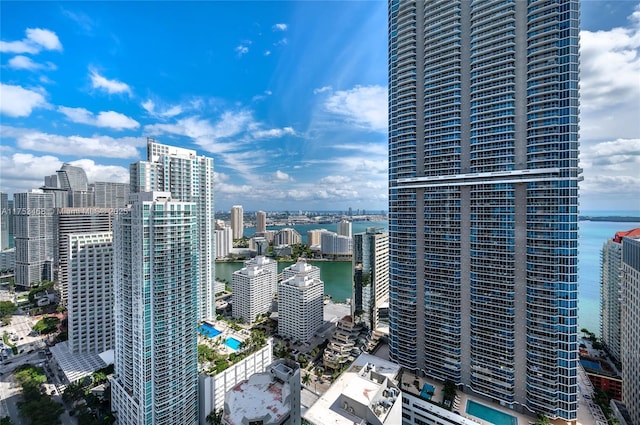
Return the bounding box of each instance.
[217,218,640,335]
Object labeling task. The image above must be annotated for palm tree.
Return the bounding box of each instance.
[302,373,312,386]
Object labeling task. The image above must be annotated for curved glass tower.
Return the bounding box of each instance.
[388,0,580,420]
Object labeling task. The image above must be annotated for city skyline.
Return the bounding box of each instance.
[1,1,639,213]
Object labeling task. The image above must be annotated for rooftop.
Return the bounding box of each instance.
[304,353,402,425]
[49,342,111,384]
[222,361,297,425]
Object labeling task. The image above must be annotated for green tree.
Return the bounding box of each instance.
[0,417,13,425]
[206,408,224,425]
[535,414,551,425]
[33,316,60,334]
[302,373,311,386]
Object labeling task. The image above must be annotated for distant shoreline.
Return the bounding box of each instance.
[579,216,640,222]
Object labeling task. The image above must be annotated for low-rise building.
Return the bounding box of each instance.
[304,353,402,425]
[222,358,300,425]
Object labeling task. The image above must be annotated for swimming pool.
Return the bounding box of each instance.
[225,337,242,351]
[580,359,602,370]
[466,400,517,425]
[198,323,222,338]
[421,383,435,400]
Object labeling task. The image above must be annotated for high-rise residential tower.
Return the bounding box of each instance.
[231,205,244,239]
[130,139,217,319]
[621,236,640,425]
[278,261,323,343]
[388,0,580,421]
[337,220,352,238]
[67,232,114,353]
[0,192,9,250]
[256,210,267,234]
[352,227,389,332]
[111,192,198,425]
[600,229,640,363]
[14,190,55,288]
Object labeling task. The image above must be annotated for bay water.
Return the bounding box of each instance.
[216,218,640,335]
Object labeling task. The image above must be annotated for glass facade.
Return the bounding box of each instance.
[111,192,199,424]
[388,0,580,420]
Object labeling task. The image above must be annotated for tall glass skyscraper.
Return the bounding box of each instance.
[131,139,217,320]
[388,0,580,420]
[111,192,198,424]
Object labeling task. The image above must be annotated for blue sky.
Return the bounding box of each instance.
[1,1,639,213]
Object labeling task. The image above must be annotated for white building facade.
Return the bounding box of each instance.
[215,226,233,260]
[278,273,324,343]
[321,231,352,256]
[67,232,114,353]
[232,264,275,324]
[130,139,217,320]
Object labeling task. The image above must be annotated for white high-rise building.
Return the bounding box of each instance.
[67,232,114,353]
[55,208,115,304]
[274,228,301,246]
[352,228,389,332]
[256,211,266,233]
[111,192,198,425]
[215,226,234,260]
[337,220,352,238]
[232,263,275,324]
[320,231,352,256]
[278,268,323,343]
[244,256,278,295]
[14,190,55,288]
[388,0,581,419]
[600,229,640,362]
[130,139,217,320]
[231,205,244,239]
[307,229,328,248]
[621,236,640,425]
[281,258,320,282]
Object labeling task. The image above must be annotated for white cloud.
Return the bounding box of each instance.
[141,99,155,114]
[323,85,388,132]
[272,23,288,31]
[2,126,142,158]
[68,159,129,184]
[0,83,48,117]
[273,170,292,181]
[319,175,351,184]
[89,68,132,95]
[0,152,61,195]
[579,5,640,140]
[235,45,249,56]
[142,99,184,118]
[252,127,295,139]
[0,28,62,54]
[58,106,140,130]
[7,55,56,71]
[313,86,332,94]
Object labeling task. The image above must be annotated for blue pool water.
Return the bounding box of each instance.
[225,337,242,351]
[421,383,435,400]
[198,323,222,338]
[466,400,517,425]
[580,359,602,370]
